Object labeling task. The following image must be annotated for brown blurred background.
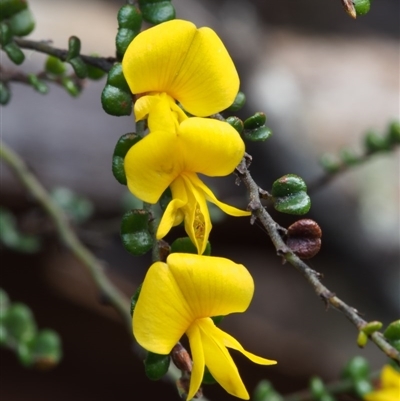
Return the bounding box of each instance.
[1,0,399,400]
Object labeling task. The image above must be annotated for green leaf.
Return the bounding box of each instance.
[8,8,35,36]
[364,131,390,153]
[138,0,175,24]
[384,320,400,341]
[66,35,81,60]
[121,209,153,255]
[2,303,37,345]
[30,329,62,369]
[144,351,170,380]
[3,42,25,64]
[101,85,132,116]
[243,126,272,142]
[272,175,310,215]
[354,0,371,16]
[45,56,67,76]
[341,356,370,380]
[253,380,283,401]
[387,120,400,145]
[226,91,246,112]
[50,187,93,224]
[130,284,142,317]
[106,62,130,92]
[116,5,142,59]
[202,366,216,385]
[170,237,211,256]
[27,74,48,94]
[0,0,27,21]
[0,81,11,105]
[226,116,244,134]
[243,112,266,130]
[61,77,80,97]
[69,57,88,79]
[112,133,142,185]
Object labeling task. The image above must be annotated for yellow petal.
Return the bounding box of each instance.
[122,19,239,116]
[189,173,251,217]
[124,130,181,203]
[186,322,205,401]
[134,93,187,133]
[179,118,245,176]
[156,177,187,240]
[166,253,254,318]
[197,318,250,399]
[364,365,400,401]
[132,261,193,354]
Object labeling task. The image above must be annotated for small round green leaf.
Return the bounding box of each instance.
[101,85,132,116]
[121,209,153,255]
[144,351,170,380]
[30,329,62,369]
[3,42,25,64]
[3,303,37,344]
[341,356,370,380]
[243,112,266,130]
[45,56,67,76]
[320,153,341,173]
[310,376,326,399]
[112,133,142,185]
[61,77,80,97]
[106,63,130,92]
[383,320,400,341]
[8,8,35,36]
[354,379,373,398]
[354,0,371,16]
[243,126,272,142]
[116,5,142,59]
[170,237,211,256]
[271,174,307,197]
[225,116,244,134]
[66,35,81,60]
[69,57,88,79]
[0,82,11,105]
[138,0,175,24]
[387,120,400,145]
[27,74,48,94]
[364,131,390,153]
[273,191,311,215]
[226,91,246,112]
[0,0,27,21]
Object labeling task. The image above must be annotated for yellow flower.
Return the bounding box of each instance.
[133,253,277,400]
[122,19,239,126]
[124,117,250,254]
[364,365,400,401]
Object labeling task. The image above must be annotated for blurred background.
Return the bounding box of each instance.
[1,0,399,400]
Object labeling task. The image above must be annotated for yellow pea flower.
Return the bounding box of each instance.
[124,117,250,255]
[133,253,277,400]
[122,19,239,126]
[364,365,400,401]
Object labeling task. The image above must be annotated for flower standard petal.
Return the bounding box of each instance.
[122,19,239,117]
[122,20,198,96]
[166,253,254,319]
[172,27,239,116]
[133,261,193,354]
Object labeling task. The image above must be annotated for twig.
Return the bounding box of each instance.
[0,141,131,330]
[236,156,400,364]
[14,38,116,72]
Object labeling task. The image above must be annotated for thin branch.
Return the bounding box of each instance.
[0,141,131,329]
[13,38,116,72]
[236,155,400,364]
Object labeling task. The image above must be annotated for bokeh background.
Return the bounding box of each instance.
[1,0,399,400]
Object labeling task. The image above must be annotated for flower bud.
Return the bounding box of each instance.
[357,331,368,348]
[361,321,383,335]
[287,219,321,259]
[171,343,192,372]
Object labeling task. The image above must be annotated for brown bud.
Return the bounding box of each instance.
[177,375,203,399]
[287,219,322,259]
[171,343,192,372]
